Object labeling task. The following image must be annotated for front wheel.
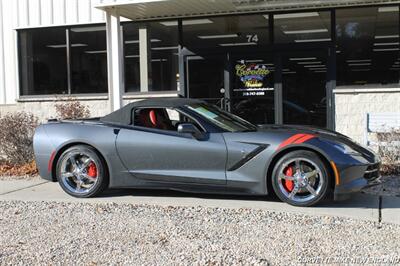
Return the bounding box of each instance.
[56,145,109,198]
[271,150,330,207]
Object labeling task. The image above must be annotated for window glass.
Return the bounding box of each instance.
[133,108,200,131]
[231,54,276,125]
[274,11,331,43]
[187,103,257,132]
[123,21,179,92]
[123,23,141,92]
[183,15,270,49]
[336,7,400,86]
[19,28,68,95]
[281,51,327,127]
[70,26,107,94]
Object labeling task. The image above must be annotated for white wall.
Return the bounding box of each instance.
[0,0,128,105]
[334,88,400,144]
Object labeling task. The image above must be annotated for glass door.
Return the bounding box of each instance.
[230,54,276,125]
[281,50,328,128]
[185,54,226,109]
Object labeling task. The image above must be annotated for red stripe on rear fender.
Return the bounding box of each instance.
[48,151,56,172]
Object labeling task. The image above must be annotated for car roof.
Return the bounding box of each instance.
[100,97,205,125]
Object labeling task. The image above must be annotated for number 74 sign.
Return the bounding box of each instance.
[246,34,259,43]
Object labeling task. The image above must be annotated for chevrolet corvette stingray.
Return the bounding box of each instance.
[33,98,381,206]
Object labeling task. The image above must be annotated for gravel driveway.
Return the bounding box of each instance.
[0,201,399,265]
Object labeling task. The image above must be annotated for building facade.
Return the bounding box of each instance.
[0,0,400,143]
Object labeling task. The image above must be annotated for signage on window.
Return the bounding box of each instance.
[234,63,274,97]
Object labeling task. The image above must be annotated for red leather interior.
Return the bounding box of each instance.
[137,109,173,130]
[149,110,157,126]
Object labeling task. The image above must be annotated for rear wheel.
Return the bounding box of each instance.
[271,150,330,207]
[56,145,108,198]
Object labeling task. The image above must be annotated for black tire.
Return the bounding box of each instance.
[56,145,109,198]
[271,150,330,207]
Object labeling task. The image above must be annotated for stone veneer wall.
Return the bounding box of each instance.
[334,87,400,144]
[0,93,178,123]
[0,98,110,123]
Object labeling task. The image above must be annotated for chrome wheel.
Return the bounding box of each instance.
[277,157,325,203]
[59,151,99,194]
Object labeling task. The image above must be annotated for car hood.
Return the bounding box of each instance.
[258,124,347,139]
[257,124,378,162]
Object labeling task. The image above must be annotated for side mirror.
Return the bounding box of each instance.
[177,123,205,140]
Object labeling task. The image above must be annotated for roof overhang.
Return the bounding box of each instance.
[96,0,400,21]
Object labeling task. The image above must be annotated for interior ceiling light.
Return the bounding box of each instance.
[294,38,331,43]
[346,59,371,63]
[348,63,372,66]
[297,61,322,65]
[243,59,264,63]
[219,42,257,47]
[85,50,107,54]
[283,29,327,34]
[71,26,105,32]
[373,48,400,51]
[47,44,87,48]
[351,69,371,71]
[272,12,319,19]
[198,34,238,39]
[374,42,399,46]
[161,19,212,26]
[375,35,399,39]
[125,39,161,44]
[304,65,326,68]
[125,55,140,58]
[378,6,399,12]
[151,46,179,50]
[290,57,317,61]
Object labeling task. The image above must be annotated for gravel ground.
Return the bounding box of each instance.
[0,201,400,265]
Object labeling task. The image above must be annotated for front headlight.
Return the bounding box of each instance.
[332,143,362,156]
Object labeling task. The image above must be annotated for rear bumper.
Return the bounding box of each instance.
[333,162,381,201]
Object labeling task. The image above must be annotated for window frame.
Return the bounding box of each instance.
[17,23,108,97]
[131,106,206,134]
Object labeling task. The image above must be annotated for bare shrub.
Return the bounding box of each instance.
[0,160,38,177]
[0,112,39,165]
[55,99,91,120]
[375,129,400,175]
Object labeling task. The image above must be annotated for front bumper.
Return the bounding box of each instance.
[333,162,381,201]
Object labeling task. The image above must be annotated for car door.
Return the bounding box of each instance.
[115,107,227,185]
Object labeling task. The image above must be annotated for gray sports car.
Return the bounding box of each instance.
[33,98,381,207]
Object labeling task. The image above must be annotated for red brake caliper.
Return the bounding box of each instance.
[283,166,294,192]
[87,162,97,178]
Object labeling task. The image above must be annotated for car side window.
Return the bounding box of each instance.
[133,107,203,132]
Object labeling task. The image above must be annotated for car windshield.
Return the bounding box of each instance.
[187,103,258,132]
